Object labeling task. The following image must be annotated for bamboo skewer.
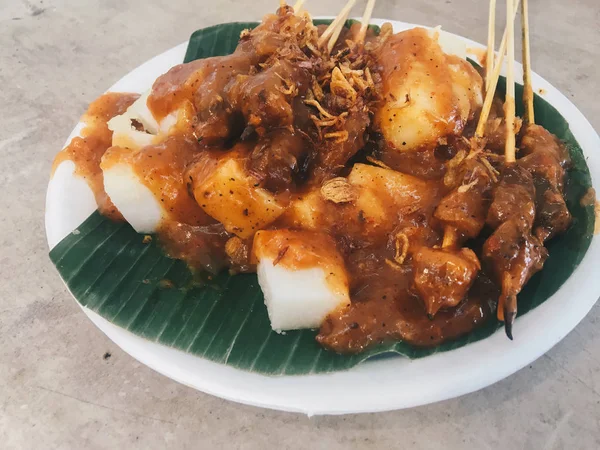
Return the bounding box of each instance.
[485,0,497,92]
[318,0,357,48]
[504,0,517,163]
[356,0,377,44]
[521,0,535,124]
[474,0,521,140]
[442,226,459,249]
[293,0,306,13]
[327,7,352,54]
[501,0,522,338]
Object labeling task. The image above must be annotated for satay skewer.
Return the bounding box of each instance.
[444,1,520,246]
[521,0,535,124]
[485,0,497,92]
[327,7,353,53]
[474,0,521,140]
[293,0,306,13]
[504,0,517,163]
[318,0,357,49]
[356,0,377,44]
[497,0,520,337]
[441,226,459,249]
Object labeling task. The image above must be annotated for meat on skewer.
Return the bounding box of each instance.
[413,246,481,317]
[481,0,561,338]
[482,218,548,338]
[519,124,572,242]
[486,164,536,229]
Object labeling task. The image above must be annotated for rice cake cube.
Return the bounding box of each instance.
[192,156,285,238]
[253,229,350,332]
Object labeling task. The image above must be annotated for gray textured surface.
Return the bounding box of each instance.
[1,0,599,448]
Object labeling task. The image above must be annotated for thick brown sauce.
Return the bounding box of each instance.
[52,14,567,355]
[52,93,139,220]
[318,256,497,352]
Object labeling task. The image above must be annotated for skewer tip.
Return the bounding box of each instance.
[504,306,516,340]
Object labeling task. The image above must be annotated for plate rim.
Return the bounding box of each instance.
[46,18,600,415]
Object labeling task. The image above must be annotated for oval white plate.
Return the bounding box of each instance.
[46,19,600,415]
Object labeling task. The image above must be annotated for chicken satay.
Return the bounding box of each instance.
[227,60,311,134]
[486,164,536,229]
[412,158,490,318]
[518,151,572,241]
[436,158,494,239]
[531,177,572,242]
[482,218,548,338]
[310,106,370,182]
[147,5,316,145]
[518,124,572,241]
[246,128,308,192]
[413,247,481,316]
[147,53,254,145]
[483,97,523,154]
[520,123,570,168]
[518,150,565,191]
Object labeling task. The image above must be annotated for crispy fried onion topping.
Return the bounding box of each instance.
[225,236,249,266]
[385,232,410,270]
[320,177,357,203]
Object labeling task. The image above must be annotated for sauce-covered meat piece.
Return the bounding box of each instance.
[311,107,370,182]
[247,128,308,191]
[148,5,317,145]
[158,221,230,274]
[531,177,572,242]
[317,251,494,353]
[518,151,565,192]
[148,53,253,144]
[521,123,570,168]
[487,164,536,229]
[305,39,376,182]
[518,124,572,241]
[519,151,572,241]
[227,60,311,133]
[482,219,548,337]
[413,247,481,316]
[484,97,523,154]
[436,159,493,238]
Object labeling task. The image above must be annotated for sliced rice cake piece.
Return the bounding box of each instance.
[189,151,285,239]
[253,229,350,332]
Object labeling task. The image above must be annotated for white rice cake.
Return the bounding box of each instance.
[102,92,189,233]
[253,229,350,332]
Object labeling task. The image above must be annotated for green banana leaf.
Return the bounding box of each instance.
[50,21,594,376]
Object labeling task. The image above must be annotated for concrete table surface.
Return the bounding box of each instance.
[1,0,599,448]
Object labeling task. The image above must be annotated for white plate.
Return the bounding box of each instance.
[46,19,600,415]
